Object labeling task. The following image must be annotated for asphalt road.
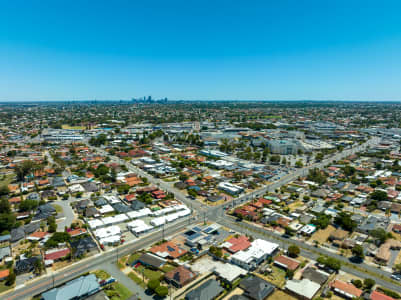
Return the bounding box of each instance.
[218,216,401,294]
[4,137,383,298]
[3,217,193,300]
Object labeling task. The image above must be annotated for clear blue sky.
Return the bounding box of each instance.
[1,0,401,101]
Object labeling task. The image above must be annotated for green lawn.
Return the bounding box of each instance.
[51,204,63,213]
[0,174,14,186]
[137,265,163,281]
[160,264,176,273]
[104,282,132,300]
[127,252,141,265]
[128,272,146,289]
[92,269,111,280]
[0,282,13,293]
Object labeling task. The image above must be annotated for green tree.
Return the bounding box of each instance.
[155,286,168,297]
[351,245,365,259]
[288,245,300,258]
[147,279,160,291]
[363,278,375,290]
[6,269,16,286]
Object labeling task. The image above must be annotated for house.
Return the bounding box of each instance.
[149,241,187,259]
[239,275,275,300]
[42,274,100,300]
[165,266,196,288]
[81,182,99,193]
[70,236,98,258]
[370,290,396,300]
[15,256,42,275]
[185,279,223,300]
[45,248,71,262]
[212,262,248,284]
[285,278,321,300]
[85,207,100,218]
[130,200,146,211]
[274,255,300,271]
[137,253,166,269]
[223,235,251,253]
[68,228,87,238]
[301,267,329,285]
[0,269,9,281]
[0,246,11,261]
[393,224,401,234]
[231,239,279,270]
[28,231,49,241]
[33,203,56,221]
[330,279,363,299]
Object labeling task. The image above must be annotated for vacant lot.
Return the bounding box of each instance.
[268,290,298,300]
[259,266,286,288]
[309,225,336,244]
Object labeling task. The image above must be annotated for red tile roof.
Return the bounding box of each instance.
[150,241,187,259]
[330,280,362,298]
[371,290,396,300]
[0,269,9,279]
[225,235,251,253]
[45,248,71,261]
[274,255,300,271]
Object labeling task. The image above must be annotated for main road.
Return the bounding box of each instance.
[2,217,195,300]
[3,137,383,299]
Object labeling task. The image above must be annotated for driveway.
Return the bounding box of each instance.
[55,199,76,231]
[99,261,152,300]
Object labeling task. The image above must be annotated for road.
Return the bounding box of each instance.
[5,137,386,298]
[54,198,76,231]
[3,216,194,300]
[217,216,401,293]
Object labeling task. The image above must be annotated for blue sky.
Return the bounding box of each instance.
[1,0,401,101]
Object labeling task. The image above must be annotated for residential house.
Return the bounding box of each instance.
[185,279,223,300]
[41,274,100,300]
[239,275,275,300]
[150,241,187,259]
[330,279,363,299]
[165,266,196,288]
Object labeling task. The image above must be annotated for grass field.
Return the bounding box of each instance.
[309,225,336,244]
[160,264,176,273]
[92,269,111,280]
[104,282,132,300]
[127,252,141,265]
[0,282,13,293]
[0,174,14,186]
[51,204,63,213]
[128,272,146,289]
[260,266,287,288]
[136,265,163,281]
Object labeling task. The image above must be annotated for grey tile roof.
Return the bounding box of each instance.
[239,276,275,300]
[185,279,223,300]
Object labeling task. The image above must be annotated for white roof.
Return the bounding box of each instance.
[300,224,316,234]
[100,235,121,245]
[127,208,152,219]
[88,219,104,229]
[231,239,278,264]
[150,216,167,227]
[285,279,320,299]
[212,263,247,282]
[94,225,121,239]
[99,204,114,214]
